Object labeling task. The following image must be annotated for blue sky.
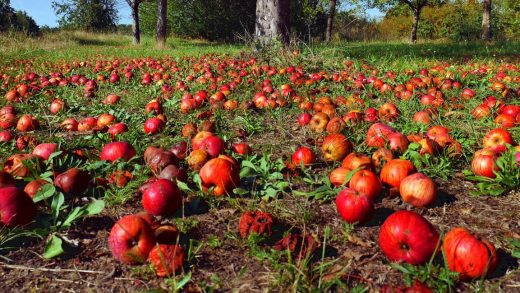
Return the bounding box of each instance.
[11,0,132,27]
[11,0,382,28]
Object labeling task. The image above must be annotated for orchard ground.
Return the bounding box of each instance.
[0,32,519,292]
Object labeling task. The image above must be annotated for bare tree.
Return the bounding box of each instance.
[125,0,141,44]
[481,0,492,41]
[255,0,290,44]
[156,0,167,47]
[325,0,337,42]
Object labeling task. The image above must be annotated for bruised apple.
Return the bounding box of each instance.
[442,227,498,280]
[329,167,351,187]
[199,156,240,196]
[54,168,91,195]
[148,244,186,277]
[342,152,373,171]
[16,114,39,132]
[366,123,396,148]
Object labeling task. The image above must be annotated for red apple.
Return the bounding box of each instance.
[309,112,329,133]
[371,148,394,168]
[191,131,213,150]
[378,103,399,121]
[104,94,120,105]
[232,143,252,155]
[298,113,312,126]
[49,98,65,114]
[322,134,352,162]
[443,228,498,280]
[199,156,240,196]
[291,146,315,167]
[16,114,39,132]
[349,170,382,200]
[142,179,183,216]
[399,173,437,207]
[483,128,514,153]
[366,123,396,148]
[78,117,97,132]
[61,118,78,131]
[24,179,47,197]
[413,111,431,125]
[32,143,58,160]
[329,167,351,186]
[97,113,116,127]
[108,122,128,137]
[0,186,36,226]
[342,152,373,171]
[144,117,165,134]
[0,130,13,142]
[335,188,374,224]
[471,148,498,178]
[54,168,91,195]
[387,132,410,153]
[426,126,449,141]
[100,141,136,162]
[108,214,156,264]
[379,210,439,265]
[494,114,516,128]
[195,135,225,157]
[380,159,416,189]
[187,150,209,170]
[170,141,188,160]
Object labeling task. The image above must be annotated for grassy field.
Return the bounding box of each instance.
[0,32,519,292]
[2,31,520,64]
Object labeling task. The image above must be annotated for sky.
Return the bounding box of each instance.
[11,0,132,27]
[10,0,382,28]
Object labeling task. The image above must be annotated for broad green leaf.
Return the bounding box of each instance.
[33,184,56,203]
[84,199,105,215]
[241,160,257,171]
[176,180,192,192]
[51,192,65,222]
[43,234,64,259]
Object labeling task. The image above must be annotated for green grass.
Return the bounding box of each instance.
[2,31,520,65]
[0,31,244,63]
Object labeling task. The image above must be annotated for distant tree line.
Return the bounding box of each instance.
[4,0,519,44]
[0,0,40,36]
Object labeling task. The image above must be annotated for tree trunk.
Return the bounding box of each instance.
[481,0,492,41]
[156,0,167,48]
[255,0,290,45]
[131,1,140,45]
[325,0,337,42]
[410,8,420,44]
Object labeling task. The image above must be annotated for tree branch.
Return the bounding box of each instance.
[399,0,415,10]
